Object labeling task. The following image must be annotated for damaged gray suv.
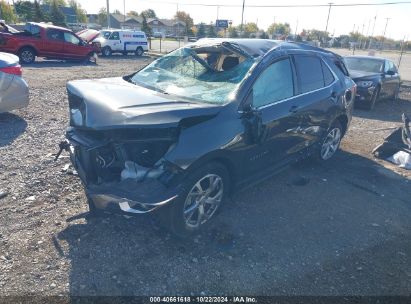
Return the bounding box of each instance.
[60,39,355,236]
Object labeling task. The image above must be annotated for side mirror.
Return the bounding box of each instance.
[386,70,396,76]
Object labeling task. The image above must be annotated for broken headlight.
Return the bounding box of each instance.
[357,80,374,88]
[68,91,85,127]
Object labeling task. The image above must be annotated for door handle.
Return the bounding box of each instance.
[289,105,299,113]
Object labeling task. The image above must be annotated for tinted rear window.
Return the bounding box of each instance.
[294,55,324,93]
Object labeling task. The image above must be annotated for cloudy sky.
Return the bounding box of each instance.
[76,0,411,40]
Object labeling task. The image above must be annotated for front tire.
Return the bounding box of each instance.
[19,47,36,64]
[84,52,97,64]
[102,47,112,57]
[160,162,229,237]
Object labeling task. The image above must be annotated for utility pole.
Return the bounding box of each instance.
[294,19,299,38]
[240,0,245,35]
[368,13,377,50]
[123,0,126,24]
[381,17,390,50]
[364,18,371,49]
[398,35,408,68]
[106,0,111,28]
[176,4,180,47]
[359,22,365,49]
[325,3,333,34]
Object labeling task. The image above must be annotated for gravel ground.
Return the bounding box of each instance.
[0,56,410,298]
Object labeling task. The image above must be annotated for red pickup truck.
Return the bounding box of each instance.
[0,22,100,64]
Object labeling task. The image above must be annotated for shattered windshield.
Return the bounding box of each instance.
[345,57,384,73]
[130,47,255,104]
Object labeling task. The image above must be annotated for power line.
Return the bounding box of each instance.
[137,0,411,8]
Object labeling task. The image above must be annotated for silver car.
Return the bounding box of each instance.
[0,52,29,113]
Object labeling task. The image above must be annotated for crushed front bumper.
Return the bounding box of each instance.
[66,141,180,215]
[86,179,179,214]
[355,86,376,104]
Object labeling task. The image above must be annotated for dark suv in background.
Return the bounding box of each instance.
[62,39,356,236]
[344,56,401,110]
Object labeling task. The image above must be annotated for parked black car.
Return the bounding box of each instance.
[62,39,355,236]
[344,56,401,110]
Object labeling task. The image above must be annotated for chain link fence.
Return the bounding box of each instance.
[148,38,190,54]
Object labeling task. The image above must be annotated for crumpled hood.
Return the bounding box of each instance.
[66,77,222,130]
[77,29,100,42]
[349,70,381,81]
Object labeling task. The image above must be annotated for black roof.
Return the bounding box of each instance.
[192,38,339,58]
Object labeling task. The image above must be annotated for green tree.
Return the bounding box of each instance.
[68,0,87,23]
[97,7,107,26]
[228,26,238,38]
[42,0,66,6]
[245,22,258,33]
[113,9,121,15]
[207,23,216,38]
[49,0,66,26]
[174,11,193,35]
[241,22,258,38]
[14,1,34,21]
[196,23,206,38]
[33,0,47,22]
[306,29,329,42]
[268,22,291,36]
[141,9,156,18]
[0,0,18,23]
[141,15,152,35]
[127,10,138,17]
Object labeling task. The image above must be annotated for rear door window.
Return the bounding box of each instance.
[321,61,335,86]
[294,55,325,93]
[252,58,294,108]
[47,29,64,41]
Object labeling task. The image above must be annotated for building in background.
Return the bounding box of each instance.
[88,13,185,36]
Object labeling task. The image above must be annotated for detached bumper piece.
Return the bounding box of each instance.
[372,113,411,159]
[87,179,179,214]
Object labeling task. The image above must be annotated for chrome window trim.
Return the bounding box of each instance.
[253,57,339,111]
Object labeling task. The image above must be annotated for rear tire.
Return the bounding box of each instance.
[159,162,229,237]
[135,47,144,57]
[315,120,343,161]
[18,47,36,64]
[102,47,112,57]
